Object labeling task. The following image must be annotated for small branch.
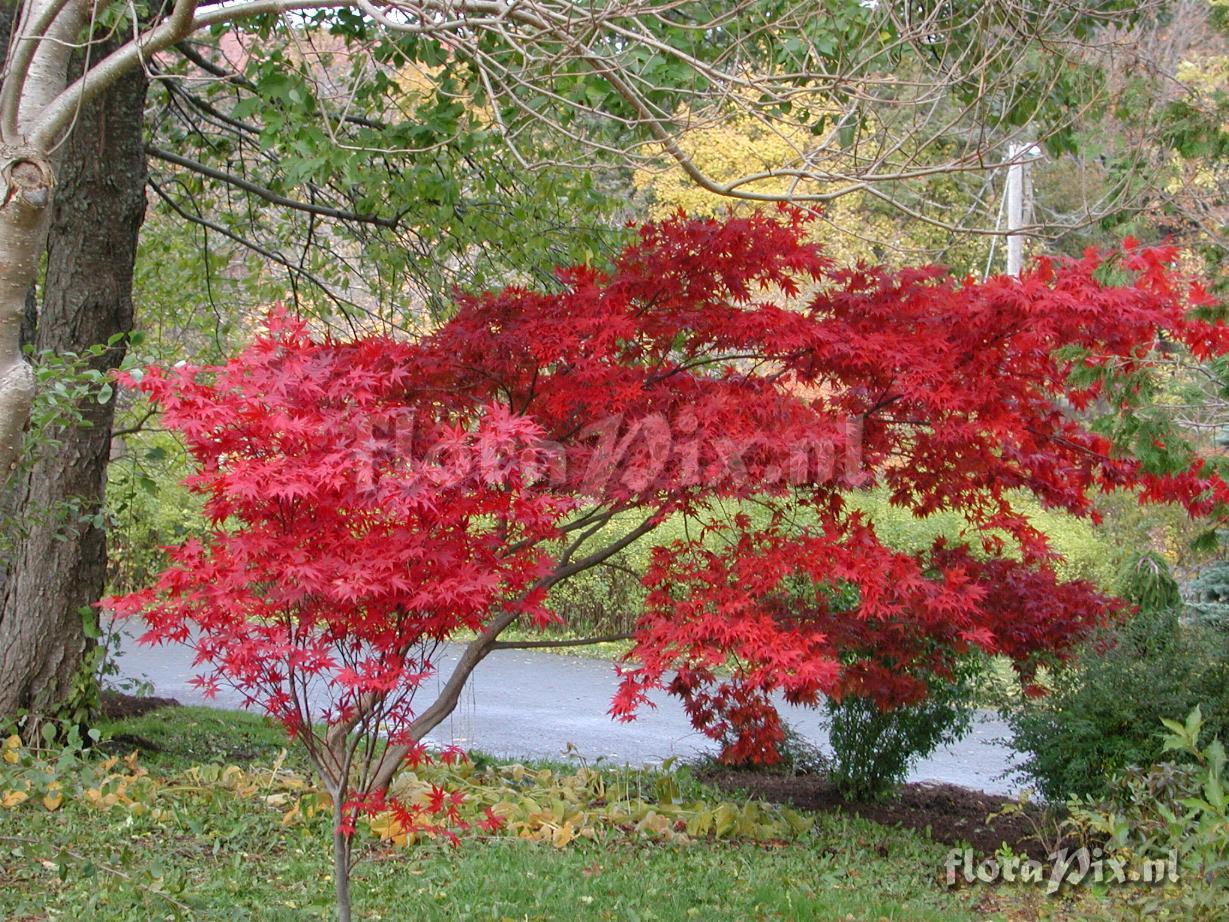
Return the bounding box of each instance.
[111,405,158,439]
[0,0,77,140]
[32,0,203,148]
[148,144,399,227]
[147,176,365,321]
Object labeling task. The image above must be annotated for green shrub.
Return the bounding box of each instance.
[825,663,976,802]
[1189,559,1229,626]
[106,432,205,595]
[1116,550,1181,614]
[544,554,646,637]
[1006,608,1229,801]
[1066,707,1229,918]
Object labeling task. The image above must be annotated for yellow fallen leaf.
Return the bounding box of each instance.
[2,790,29,808]
[42,792,63,811]
[552,821,577,848]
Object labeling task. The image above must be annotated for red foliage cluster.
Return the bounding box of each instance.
[107,209,1229,775]
[106,324,569,741]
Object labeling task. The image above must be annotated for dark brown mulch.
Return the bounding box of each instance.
[100,690,181,721]
[702,770,1076,861]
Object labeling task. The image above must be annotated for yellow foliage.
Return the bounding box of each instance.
[374,760,812,851]
[1177,54,1229,100]
[1,729,812,855]
[634,112,929,268]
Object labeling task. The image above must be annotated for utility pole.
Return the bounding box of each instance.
[1005,142,1026,277]
[1005,142,1040,277]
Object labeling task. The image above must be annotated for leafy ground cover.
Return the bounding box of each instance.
[0,704,1175,920]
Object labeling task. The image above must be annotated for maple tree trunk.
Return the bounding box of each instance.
[0,45,148,717]
[332,793,354,922]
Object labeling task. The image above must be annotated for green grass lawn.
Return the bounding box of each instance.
[0,707,1135,920]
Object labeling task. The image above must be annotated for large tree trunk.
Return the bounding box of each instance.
[0,46,148,717]
[0,0,87,482]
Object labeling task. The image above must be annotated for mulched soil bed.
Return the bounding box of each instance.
[702,769,1074,861]
[100,690,181,720]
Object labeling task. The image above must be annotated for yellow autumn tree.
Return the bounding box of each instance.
[634,113,900,267]
[633,110,988,272]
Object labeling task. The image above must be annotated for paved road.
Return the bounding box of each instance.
[115,631,1022,795]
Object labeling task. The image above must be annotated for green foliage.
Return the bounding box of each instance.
[1189,560,1229,626]
[544,553,646,638]
[2,340,130,556]
[1066,707,1229,918]
[826,662,977,802]
[1115,550,1182,613]
[849,488,1117,587]
[105,431,205,595]
[0,721,130,814]
[1007,610,1229,801]
[542,491,1118,646]
[149,34,630,334]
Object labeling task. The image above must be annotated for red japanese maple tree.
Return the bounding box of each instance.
[106,210,1229,917]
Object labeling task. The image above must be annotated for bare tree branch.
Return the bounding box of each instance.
[147,144,402,227]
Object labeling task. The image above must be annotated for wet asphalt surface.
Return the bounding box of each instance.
[116,630,1021,795]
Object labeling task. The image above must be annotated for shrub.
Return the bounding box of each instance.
[1116,550,1181,614]
[105,432,205,595]
[1188,559,1229,626]
[847,488,1118,588]
[825,662,977,802]
[1006,608,1229,801]
[1066,707,1229,918]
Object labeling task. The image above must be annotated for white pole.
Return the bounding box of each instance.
[1005,142,1025,277]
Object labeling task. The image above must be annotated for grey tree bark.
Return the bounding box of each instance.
[0,42,148,717]
[0,0,88,482]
